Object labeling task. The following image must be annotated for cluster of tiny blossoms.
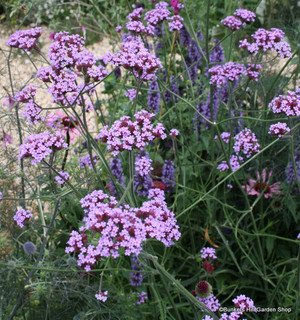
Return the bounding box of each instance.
[13,209,33,228]
[7,27,43,51]
[233,128,260,158]
[124,1,184,35]
[107,36,162,82]
[37,31,108,108]
[125,89,137,101]
[97,110,167,156]
[19,132,68,165]
[217,128,259,172]
[221,9,255,31]
[208,62,246,87]
[239,28,292,58]
[268,90,300,117]
[55,171,70,185]
[201,247,217,274]
[65,188,180,272]
[217,155,244,172]
[196,294,220,313]
[246,64,262,82]
[268,122,290,138]
[78,154,98,169]
[202,295,256,320]
[134,292,148,305]
[267,90,300,138]
[215,132,231,144]
[135,156,153,176]
[14,85,44,125]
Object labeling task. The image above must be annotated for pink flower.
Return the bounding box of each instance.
[125,89,137,101]
[168,15,184,31]
[234,9,256,23]
[14,209,33,228]
[170,129,179,137]
[7,27,43,51]
[95,291,108,302]
[221,16,245,31]
[243,168,281,198]
[46,110,82,142]
[268,122,290,138]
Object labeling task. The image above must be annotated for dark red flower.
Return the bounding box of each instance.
[203,261,215,274]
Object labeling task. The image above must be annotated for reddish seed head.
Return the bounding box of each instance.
[195,281,212,298]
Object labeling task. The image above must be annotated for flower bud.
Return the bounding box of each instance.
[195,281,212,298]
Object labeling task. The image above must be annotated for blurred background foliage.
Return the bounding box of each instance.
[0,0,299,46]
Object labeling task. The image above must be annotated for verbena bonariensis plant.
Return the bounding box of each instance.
[1,0,300,319]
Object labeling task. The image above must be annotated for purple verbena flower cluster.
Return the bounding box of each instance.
[234,9,256,22]
[221,16,244,31]
[200,247,217,260]
[135,156,153,176]
[215,132,231,144]
[209,62,246,87]
[37,31,107,108]
[221,9,255,31]
[126,7,154,35]
[144,3,171,26]
[79,154,98,169]
[13,209,33,228]
[97,110,167,156]
[216,128,259,173]
[108,37,163,82]
[134,291,148,305]
[125,89,137,101]
[268,122,290,138]
[196,294,221,312]
[14,85,44,125]
[217,155,244,172]
[55,171,70,185]
[239,28,292,58]
[170,129,179,137]
[233,294,257,312]
[233,128,260,158]
[268,90,300,117]
[15,85,37,103]
[202,294,256,320]
[19,132,68,165]
[65,188,181,271]
[7,27,43,51]
[168,15,184,31]
[246,64,262,82]
[95,291,108,302]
